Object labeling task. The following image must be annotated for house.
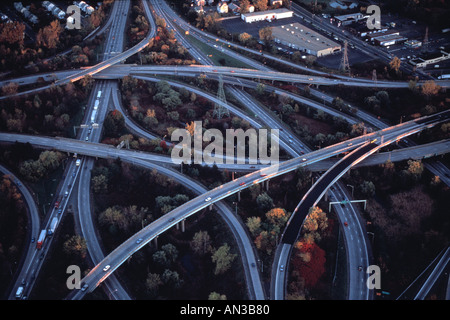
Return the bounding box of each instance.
[74,1,95,15]
[193,0,206,6]
[217,2,228,14]
[228,3,240,13]
[193,6,204,14]
[270,0,283,6]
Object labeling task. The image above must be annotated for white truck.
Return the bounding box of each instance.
[15,286,24,299]
[48,217,58,235]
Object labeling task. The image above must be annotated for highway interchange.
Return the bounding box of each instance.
[1,0,449,301]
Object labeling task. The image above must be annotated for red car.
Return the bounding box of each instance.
[344,222,349,227]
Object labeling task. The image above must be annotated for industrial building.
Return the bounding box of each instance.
[409,52,450,68]
[363,29,407,46]
[373,33,407,46]
[241,8,293,23]
[334,12,366,26]
[271,22,341,57]
[404,39,422,48]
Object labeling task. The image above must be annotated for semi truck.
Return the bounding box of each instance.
[48,217,58,236]
[36,230,47,249]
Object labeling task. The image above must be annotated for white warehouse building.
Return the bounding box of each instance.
[272,23,341,57]
[241,8,293,23]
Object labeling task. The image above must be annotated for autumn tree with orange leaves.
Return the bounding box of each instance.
[291,240,326,290]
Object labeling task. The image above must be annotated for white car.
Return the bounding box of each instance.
[205,197,211,202]
[103,265,110,272]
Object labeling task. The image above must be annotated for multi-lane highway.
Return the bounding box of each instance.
[272,135,398,300]
[0,164,40,300]
[2,0,449,301]
[72,0,137,301]
[1,111,448,300]
[59,110,448,299]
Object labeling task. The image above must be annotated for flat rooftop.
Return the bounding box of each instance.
[241,8,293,17]
[271,22,341,53]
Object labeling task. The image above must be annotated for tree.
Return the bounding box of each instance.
[80,75,94,91]
[254,0,269,11]
[208,292,227,300]
[238,32,252,44]
[256,192,274,212]
[350,122,366,137]
[0,21,25,46]
[39,151,64,171]
[254,230,271,253]
[121,75,139,93]
[63,235,87,260]
[98,206,128,234]
[1,82,19,96]
[104,110,125,137]
[161,243,178,264]
[303,206,327,234]
[259,27,273,44]
[92,174,108,193]
[359,180,376,197]
[185,121,196,136]
[145,273,162,297]
[190,230,212,256]
[389,56,401,73]
[256,83,266,96]
[246,216,262,236]
[162,269,183,289]
[406,159,423,181]
[167,111,179,121]
[296,167,312,191]
[19,160,45,182]
[211,243,237,275]
[282,104,294,116]
[421,80,440,97]
[292,241,326,289]
[153,81,181,110]
[240,0,252,13]
[266,208,289,228]
[376,91,390,107]
[152,250,169,268]
[36,20,62,49]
